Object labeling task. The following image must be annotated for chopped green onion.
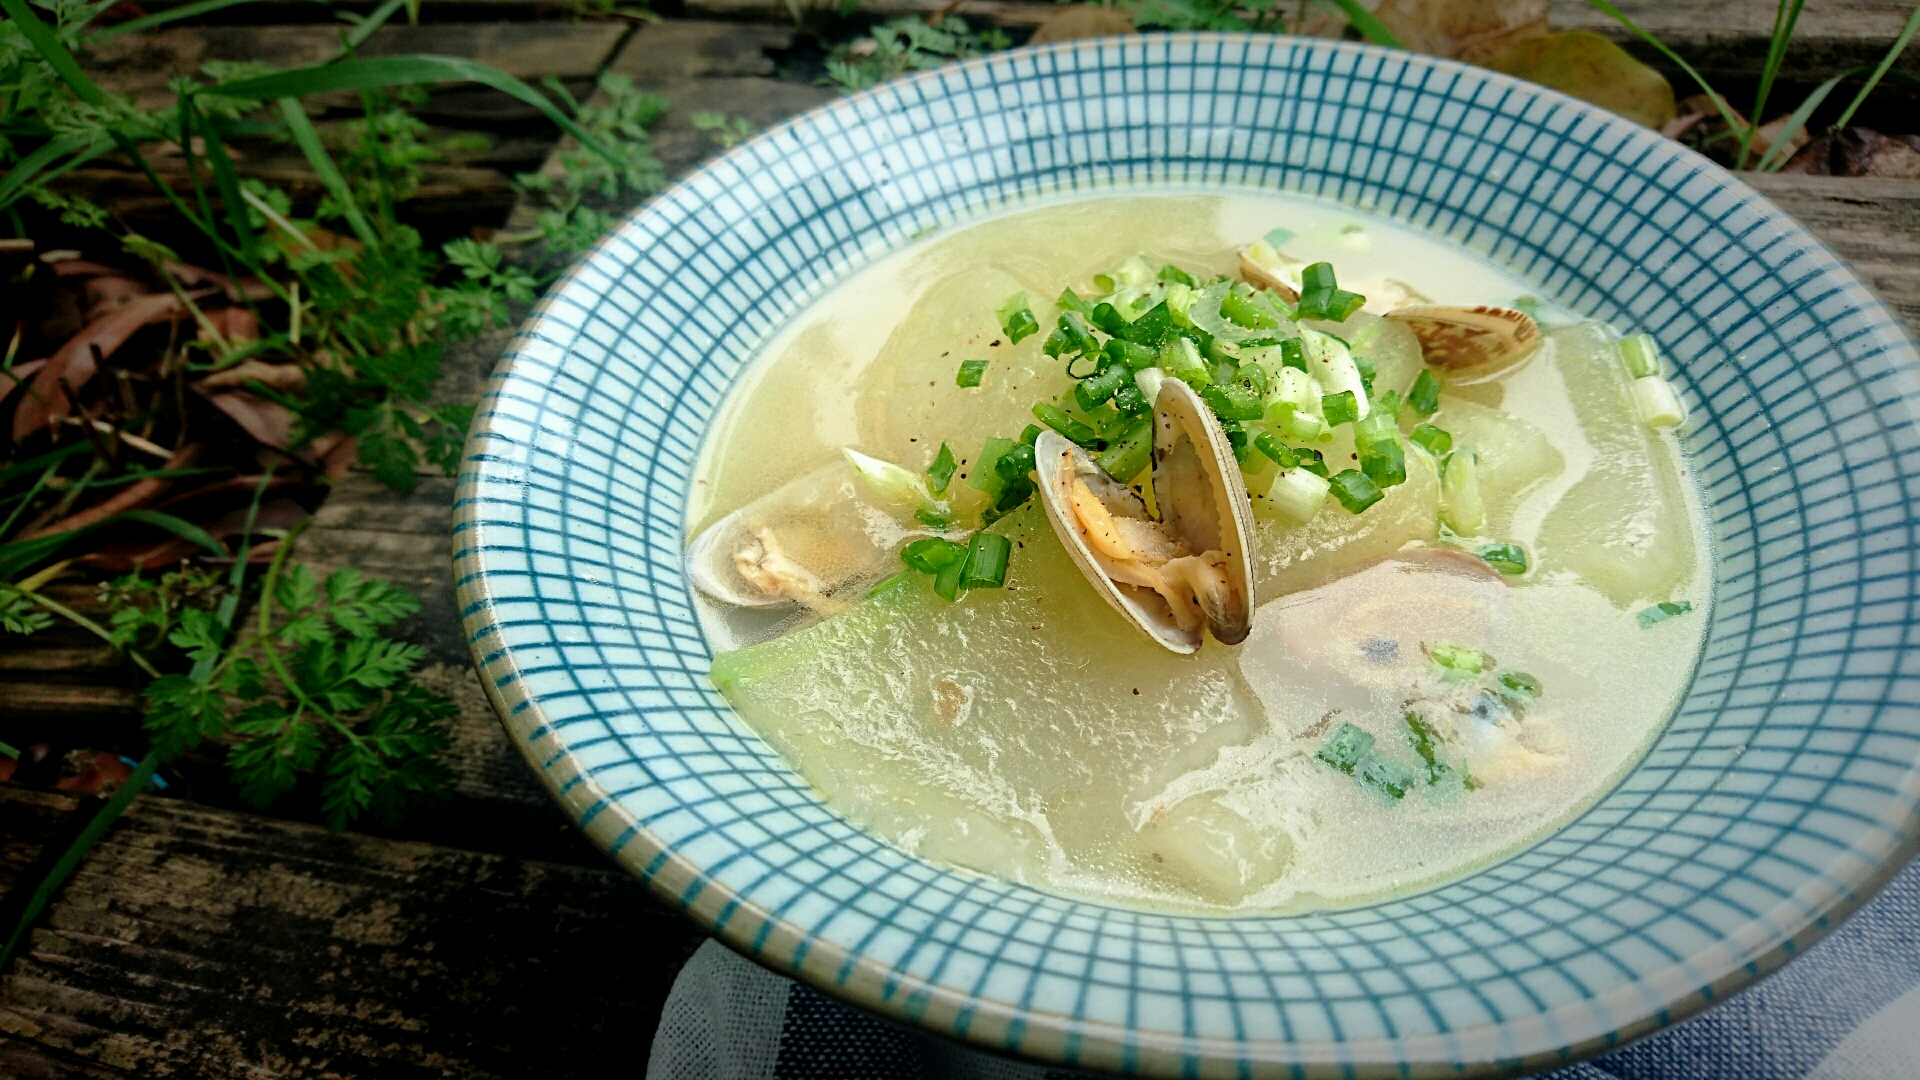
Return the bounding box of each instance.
[1300,326,1370,419]
[969,436,1017,497]
[1220,419,1252,463]
[960,530,1012,589]
[994,477,1035,513]
[1408,369,1441,415]
[1495,669,1542,700]
[1234,361,1269,399]
[1221,289,1282,330]
[1104,339,1158,371]
[1263,227,1295,247]
[1158,263,1198,287]
[1266,464,1330,521]
[1090,302,1128,337]
[1047,311,1099,357]
[1477,542,1527,575]
[1352,398,1398,449]
[1322,391,1360,426]
[1408,423,1451,457]
[1630,376,1686,428]
[1404,713,1455,784]
[1253,432,1293,467]
[1316,722,1374,774]
[1096,418,1153,482]
[1074,363,1132,410]
[1637,600,1693,628]
[1328,469,1383,514]
[1440,449,1484,533]
[1617,333,1662,379]
[1298,288,1366,322]
[1033,403,1100,448]
[1274,338,1305,372]
[1358,755,1419,800]
[1159,337,1212,388]
[1111,381,1149,416]
[996,293,1040,344]
[913,506,952,529]
[1351,352,1378,396]
[901,536,967,574]
[1360,439,1406,488]
[956,359,989,388]
[1019,424,1043,446]
[933,552,966,600]
[1301,262,1338,293]
[1429,642,1486,679]
[926,442,957,496]
[1202,382,1265,423]
[994,441,1036,485]
[1120,302,1176,346]
[1057,288,1092,314]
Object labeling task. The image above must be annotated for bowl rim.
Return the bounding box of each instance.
[452,30,1920,1077]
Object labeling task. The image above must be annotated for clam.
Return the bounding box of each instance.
[686,452,935,611]
[1236,246,1301,303]
[1385,304,1541,383]
[1034,379,1256,653]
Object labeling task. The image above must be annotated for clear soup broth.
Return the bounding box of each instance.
[688,192,1711,914]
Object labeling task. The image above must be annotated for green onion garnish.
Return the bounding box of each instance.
[1057,288,1092,314]
[1104,339,1158,371]
[1316,722,1374,775]
[926,442,957,495]
[1358,756,1419,801]
[1429,642,1486,679]
[1220,289,1281,330]
[1090,302,1128,337]
[1074,362,1132,411]
[1234,361,1269,399]
[1408,423,1451,457]
[1328,469,1383,514]
[1158,263,1198,287]
[1478,543,1527,575]
[1277,338,1306,372]
[1352,352,1377,396]
[1322,391,1360,426]
[1360,440,1406,488]
[1408,369,1441,415]
[1495,670,1542,700]
[1265,462,1330,521]
[1119,302,1176,347]
[914,506,952,529]
[1404,713,1454,784]
[1019,424,1042,446]
[1096,418,1153,481]
[1637,600,1693,628]
[1032,403,1100,448]
[1202,382,1265,423]
[994,477,1035,513]
[1111,381,1149,416]
[1045,311,1099,358]
[1301,262,1338,293]
[901,536,966,574]
[994,441,1036,485]
[996,293,1040,345]
[933,553,966,601]
[955,359,989,388]
[1298,288,1366,322]
[1221,419,1252,463]
[960,530,1012,589]
[1159,337,1212,389]
[1618,333,1662,379]
[969,436,1016,497]
[1253,432,1295,468]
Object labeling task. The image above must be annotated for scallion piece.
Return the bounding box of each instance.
[1352,352,1378,396]
[1617,333,1662,379]
[1315,722,1374,775]
[1111,381,1149,416]
[1221,420,1252,464]
[1253,432,1294,468]
[914,506,952,529]
[1105,338,1158,371]
[1630,376,1686,428]
[926,442,957,495]
[1158,263,1198,287]
[933,553,966,601]
[1095,418,1152,481]
[1074,362,1132,410]
[1360,439,1406,488]
[1408,369,1441,416]
[1120,302,1176,347]
[1328,469,1383,514]
[996,293,1040,344]
[1276,338,1306,372]
[1033,403,1100,448]
[1322,391,1360,426]
[1159,337,1212,388]
[1637,600,1693,628]
[1408,423,1451,458]
[956,359,989,388]
[1477,542,1527,575]
[1298,288,1366,322]
[1440,449,1484,534]
[1495,670,1542,700]
[1020,424,1042,446]
[1202,382,1265,423]
[1056,311,1100,356]
[994,477,1035,513]
[1089,302,1128,337]
[1234,361,1268,398]
[1358,756,1419,800]
[1220,289,1281,330]
[969,436,1016,497]
[960,530,1012,589]
[1301,262,1338,293]
[1266,464,1330,522]
[1429,642,1486,679]
[1057,288,1092,314]
[1405,713,1455,784]
[994,441,1036,485]
[900,536,967,574]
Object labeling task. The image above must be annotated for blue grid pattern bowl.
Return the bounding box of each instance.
[452,33,1920,1077]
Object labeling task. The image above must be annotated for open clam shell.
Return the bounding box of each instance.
[1385,304,1541,383]
[1236,246,1301,303]
[1034,379,1257,653]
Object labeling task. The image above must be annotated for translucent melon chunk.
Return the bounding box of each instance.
[709,508,1267,906]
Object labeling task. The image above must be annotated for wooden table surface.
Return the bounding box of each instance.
[0,10,1916,1078]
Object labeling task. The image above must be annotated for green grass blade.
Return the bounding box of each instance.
[1833,3,1920,131]
[341,0,410,53]
[117,510,229,557]
[0,0,108,106]
[0,132,99,210]
[1739,0,1807,168]
[1582,0,1748,142]
[194,104,264,260]
[1753,66,1865,172]
[205,56,625,170]
[89,0,316,41]
[1324,0,1403,48]
[276,98,380,247]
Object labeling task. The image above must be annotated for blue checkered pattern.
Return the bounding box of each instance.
[451,34,1920,1078]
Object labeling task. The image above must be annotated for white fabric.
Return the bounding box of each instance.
[647,939,794,1080]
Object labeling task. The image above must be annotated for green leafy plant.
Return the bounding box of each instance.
[691,110,757,150]
[826,16,1010,91]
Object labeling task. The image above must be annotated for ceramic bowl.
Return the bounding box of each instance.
[452,33,1920,1077]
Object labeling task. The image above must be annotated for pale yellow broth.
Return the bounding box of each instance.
[690,192,1712,913]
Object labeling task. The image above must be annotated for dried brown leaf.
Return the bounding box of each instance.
[1483,32,1676,129]
[1374,0,1548,62]
[13,290,212,442]
[1028,7,1137,43]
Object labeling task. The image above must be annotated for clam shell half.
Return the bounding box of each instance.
[1035,379,1257,653]
[1385,304,1541,383]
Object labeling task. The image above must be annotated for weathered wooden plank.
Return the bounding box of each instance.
[85,23,631,113]
[0,790,704,1079]
[1551,0,1920,81]
[0,1032,132,1079]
